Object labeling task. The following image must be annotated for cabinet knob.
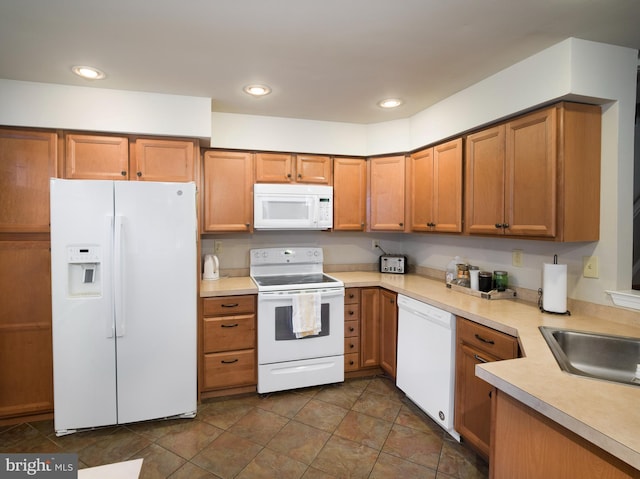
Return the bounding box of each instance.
[120,170,127,176]
[348,293,354,299]
[503,223,509,228]
[348,310,354,316]
[349,360,355,365]
[495,223,502,229]
[297,173,302,179]
[349,327,355,332]
[349,343,355,349]
[287,173,292,178]
[399,222,404,227]
[245,223,250,227]
[136,171,142,177]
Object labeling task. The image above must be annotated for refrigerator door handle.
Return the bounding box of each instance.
[106,215,115,338]
[114,215,126,338]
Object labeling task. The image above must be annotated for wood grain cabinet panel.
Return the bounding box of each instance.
[0,241,53,419]
[333,157,366,231]
[360,288,380,368]
[202,150,253,232]
[368,156,406,231]
[132,138,196,182]
[379,289,397,379]
[408,138,462,233]
[255,152,332,184]
[65,133,129,180]
[0,128,58,233]
[296,154,332,184]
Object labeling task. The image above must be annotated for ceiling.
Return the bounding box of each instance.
[1,0,639,124]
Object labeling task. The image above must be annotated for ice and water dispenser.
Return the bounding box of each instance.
[66,245,102,297]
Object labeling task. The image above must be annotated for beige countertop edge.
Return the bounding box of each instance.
[200,272,640,470]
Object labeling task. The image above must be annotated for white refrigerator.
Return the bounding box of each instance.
[50,179,197,435]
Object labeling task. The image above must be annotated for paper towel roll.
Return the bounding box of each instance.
[543,263,567,313]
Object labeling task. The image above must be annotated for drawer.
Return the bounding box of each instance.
[344,319,359,338]
[344,337,359,355]
[344,288,360,305]
[203,295,255,316]
[344,303,360,321]
[203,349,256,390]
[204,314,255,353]
[344,352,360,372]
[457,318,518,360]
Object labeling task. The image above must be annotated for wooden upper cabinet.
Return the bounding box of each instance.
[202,150,253,233]
[296,154,332,184]
[132,138,196,182]
[408,138,462,233]
[0,128,59,233]
[465,102,600,241]
[368,155,406,231]
[65,133,129,180]
[465,125,506,235]
[255,152,293,183]
[333,157,366,231]
[255,152,331,184]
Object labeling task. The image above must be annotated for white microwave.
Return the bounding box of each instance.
[254,183,333,230]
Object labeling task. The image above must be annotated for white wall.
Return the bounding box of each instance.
[0,79,211,139]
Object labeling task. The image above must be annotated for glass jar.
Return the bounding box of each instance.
[494,270,508,291]
[478,271,493,292]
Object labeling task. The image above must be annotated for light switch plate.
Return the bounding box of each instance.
[512,249,523,267]
[583,256,599,278]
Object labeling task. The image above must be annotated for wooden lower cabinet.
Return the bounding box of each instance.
[0,241,54,420]
[343,287,397,378]
[379,289,397,378]
[454,317,518,459]
[200,295,256,397]
[491,390,638,478]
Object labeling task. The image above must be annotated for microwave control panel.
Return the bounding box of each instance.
[318,197,332,226]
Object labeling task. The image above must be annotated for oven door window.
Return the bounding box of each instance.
[274,303,330,340]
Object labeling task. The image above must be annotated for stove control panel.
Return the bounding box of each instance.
[250,247,323,266]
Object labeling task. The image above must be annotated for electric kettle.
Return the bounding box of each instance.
[203,254,219,280]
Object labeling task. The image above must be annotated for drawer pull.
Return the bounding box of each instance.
[221,323,239,328]
[221,303,239,308]
[221,359,239,364]
[348,310,354,316]
[349,343,355,349]
[474,354,489,364]
[349,327,355,332]
[349,360,355,365]
[474,334,495,345]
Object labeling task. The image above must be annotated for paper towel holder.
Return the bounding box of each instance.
[538,288,571,315]
[538,255,571,315]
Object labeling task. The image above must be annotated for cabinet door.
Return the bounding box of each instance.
[379,289,397,378]
[0,241,53,418]
[408,147,434,232]
[65,134,129,180]
[132,138,196,182]
[360,288,380,368]
[255,152,293,183]
[369,156,405,231]
[454,343,499,458]
[433,138,463,232]
[202,151,253,232]
[0,128,58,233]
[465,126,506,235]
[505,107,557,237]
[296,154,332,184]
[333,158,366,231]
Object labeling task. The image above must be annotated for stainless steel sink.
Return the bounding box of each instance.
[539,326,640,387]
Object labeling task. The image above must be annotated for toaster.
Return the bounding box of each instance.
[379,254,407,274]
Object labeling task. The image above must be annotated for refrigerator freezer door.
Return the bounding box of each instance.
[113,181,197,424]
[50,179,117,433]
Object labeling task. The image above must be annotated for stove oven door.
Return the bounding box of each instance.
[257,287,344,365]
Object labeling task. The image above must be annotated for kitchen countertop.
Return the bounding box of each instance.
[200,271,640,470]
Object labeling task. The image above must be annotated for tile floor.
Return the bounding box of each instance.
[0,376,488,478]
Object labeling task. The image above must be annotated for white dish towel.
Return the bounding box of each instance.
[292,292,321,338]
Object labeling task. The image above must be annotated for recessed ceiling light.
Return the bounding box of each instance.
[243,84,271,97]
[377,98,403,109]
[71,65,106,80]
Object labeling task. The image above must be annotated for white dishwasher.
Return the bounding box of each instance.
[396,294,459,440]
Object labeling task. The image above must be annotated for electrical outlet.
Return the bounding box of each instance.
[583,256,599,278]
[214,240,222,254]
[372,239,380,250]
[512,249,523,267]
